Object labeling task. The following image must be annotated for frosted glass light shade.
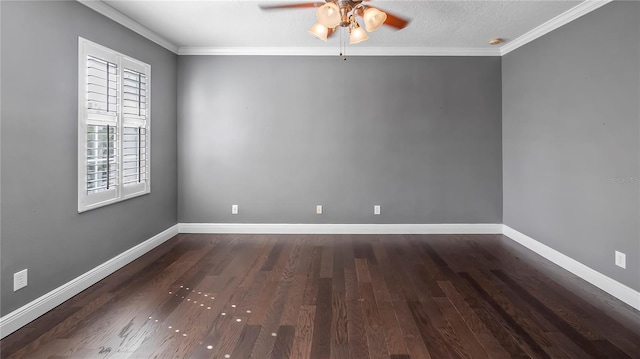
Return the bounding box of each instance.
[316,2,341,28]
[363,7,387,32]
[308,22,329,41]
[349,26,368,44]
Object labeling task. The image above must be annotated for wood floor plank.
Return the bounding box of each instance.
[433,296,490,359]
[319,244,334,279]
[406,300,461,359]
[393,253,470,359]
[344,250,370,359]
[359,282,390,359]
[138,274,232,358]
[346,297,371,359]
[261,238,286,272]
[390,300,433,359]
[237,237,277,288]
[247,280,279,326]
[309,278,333,359]
[377,299,409,356]
[301,246,322,306]
[250,246,298,358]
[370,241,400,302]
[492,269,633,359]
[450,274,532,358]
[270,325,295,359]
[174,243,259,356]
[353,239,378,265]
[249,294,288,358]
[460,271,552,359]
[267,237,296,283]
[15,339,72,359]
[384,246,419,302]
[290,305,316,359]
[294,238,315,276]
[330,244,350,359]
[367,261,392,303]
[3,234,638,359]
[56,243,210,353]
[229,324,262,359]
[437,281,511,359]
[186,303,236,358]
[468,269,575,359]
[5,293,114,359]
[483,236,640,335]
[355,258,372,283]
[210,316,247,359]
[280,274,308,326]
[494,252,640,356]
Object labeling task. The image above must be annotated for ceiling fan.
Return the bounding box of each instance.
[260,0,410,44]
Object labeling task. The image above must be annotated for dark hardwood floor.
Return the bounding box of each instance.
[1,234,639,358]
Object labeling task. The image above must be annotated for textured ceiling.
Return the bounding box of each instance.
[101,0,583,51]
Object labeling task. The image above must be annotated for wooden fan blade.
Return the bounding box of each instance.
[259,2,325,10]
[362,5,410,30]
[383,12,410,29]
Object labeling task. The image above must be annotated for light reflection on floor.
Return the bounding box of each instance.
[142,283,246,358]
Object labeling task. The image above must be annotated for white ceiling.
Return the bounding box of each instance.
[86,0,608,55]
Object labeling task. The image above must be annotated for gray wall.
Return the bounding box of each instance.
[503,1,640,291]
[178,56,502,224]
[0,1,178,315]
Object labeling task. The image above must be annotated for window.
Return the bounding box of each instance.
[78,38,150,212]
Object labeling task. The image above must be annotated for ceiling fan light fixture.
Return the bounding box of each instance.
[308,22,329,41]
[316,2,341,28]
[363,7,387,32]
[349,22,368,44]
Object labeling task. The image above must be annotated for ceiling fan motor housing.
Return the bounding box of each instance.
[334,0,364,27]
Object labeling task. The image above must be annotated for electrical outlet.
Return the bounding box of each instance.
[14,269,28,291]
[231,204,239,215]
[374,205,381,215]
[316,205,323,214]
[615,251,626,269]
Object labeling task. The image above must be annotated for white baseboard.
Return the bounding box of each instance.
[0,224,180,339]
[502,225,640,311]
[178,223,504,235]
[3,222,637,340]
[183,223,639,310]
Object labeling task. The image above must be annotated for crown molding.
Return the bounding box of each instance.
[178,46,500,56]
[78,0,612,58]
[77,0,179,54]
[500,0,613,56]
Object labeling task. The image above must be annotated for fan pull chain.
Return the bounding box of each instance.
[339,26,343,57]
[339,27,347,60]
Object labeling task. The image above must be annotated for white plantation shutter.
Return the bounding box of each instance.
[86,56,118,114]
[79,38,150,212]
[86,124,118,194]
[85,55,119,196]
[121,58,150,197]
[123,68,147,118]
[123,127,147,185]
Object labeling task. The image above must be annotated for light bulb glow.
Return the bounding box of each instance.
[363,7,387,32]
[349,26,369,44]
[316,3,340,28]
[308,23,329,42]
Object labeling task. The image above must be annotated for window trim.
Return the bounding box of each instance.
[78,37,151,212]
